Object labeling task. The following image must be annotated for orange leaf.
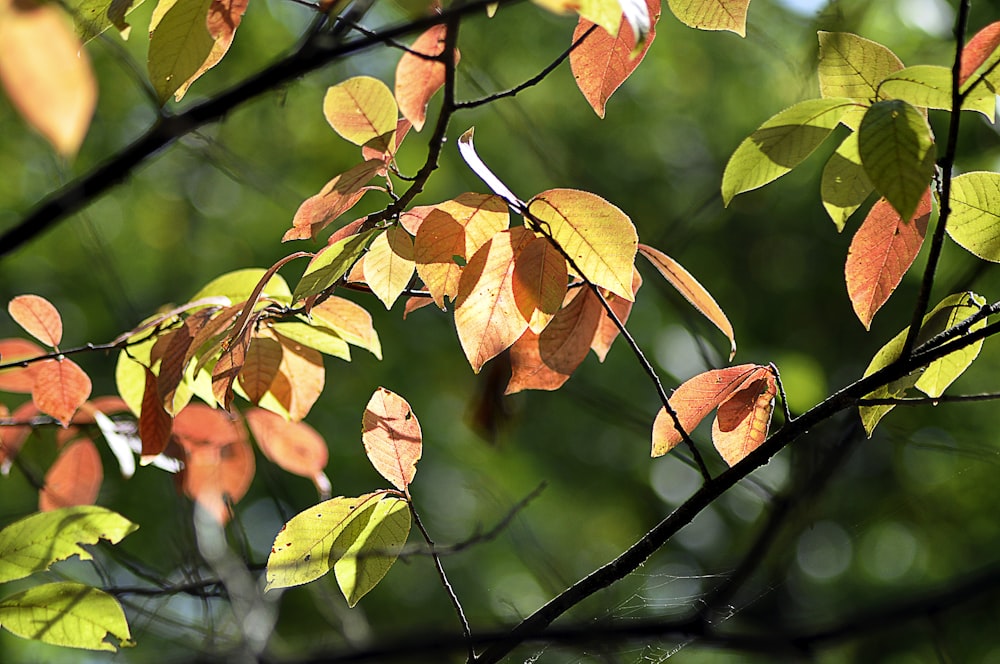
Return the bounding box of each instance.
[283,160,385,242]
[8,295,63,347]
[454,227,535,373]
[140,367,173,457]
[324,76,398,151]
[846,190,931,330]
[173,404,254,523]
[158,309,210,414]
[506,287,604,394]
[712,372,776,466]
[310,296,382,359]
[362,387,421,492]
[212,323,252,411]
[0,0,96,155]
[0,338,46,393]
[245,407,328,481]
[960,21,1000,85]
[403,296,436,318]
[651,364,762,457]
[638,244,736,360]
[592,267,642,362]
[570,0,660,117]
[173,0,250,101]
[270,334,324,421]
[361,118,412,163]
[39,437,103,511]
[395,24,459,131]
[32,358,91,426]
[512,237,569,333]
[238,336,283,404]
[364,226,416,309]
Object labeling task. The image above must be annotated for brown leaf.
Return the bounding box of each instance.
[212,324,252,411]
[245,407,328,480]
[283,160,385,242]
[173,0,250,101]
[140,367,173,457]
[270,334,324,421]
[511,237,569,333]
[592,267,642,362]
[39,437,103,511]
[32,358,92,426]
[0,338,46,393]
[237,336,283,404]
[158,309,210,414]
[403,296,436,318]
[712,373,776,466]
[362,387,421,492]
[846,190,931,330]
[8,295,62,347]
[395,24,459,131]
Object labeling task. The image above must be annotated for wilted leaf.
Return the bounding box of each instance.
[712,373,776,466]
[283,160,385,242]
[362,387,421,492]
[946,172,1000,262]
[666,0,749,36]
[592,267,641,361]
[39,438,103,511]
[0,582,132,651]
[846,190,931,330]
[245,408,329,489]
[310,296,382,359]
[8,295,63,347]
[324,76,398,152]
[293,230,377,302]
[147,0,214,104]
[818,31,904,128]
[512,236,569,333]
[33,358,92,426]
[395,24,458,131]
[0,338,46,393]
[333,495,410,607]
[821,131,873,231]
[364,226,416,309]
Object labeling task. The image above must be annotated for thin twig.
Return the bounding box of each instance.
[858,391,1000,405]
[768,362,793,426]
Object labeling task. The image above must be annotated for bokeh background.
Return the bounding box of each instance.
[2,0,1000,661]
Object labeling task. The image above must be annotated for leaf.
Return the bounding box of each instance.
[237,336,283,403]
[531,0,624,37]
[454,228,535,373]
[283,160,385,242]
[711,373,776,466]
[8,295,63,347]
[528,188,638,300]
[846,190,931,330]
[333,496,410,607]
[211,322,251,410]
[0,505,137,584]
[362,118,411,163]
[721,98,858,205]
[245,408,329,490]
[915,294,987,399]
[268,334,324,421]
[33,358,92,426]
[411,193,510,308]
[592,267,641,361]
[506,287,604,394]
[171,0,249,101]
[0,402,36,473]
[0,0,97,155]
[570,0,660,118]
[0,338,46,393]
[362,387,421,492]
[651,364,762,457]
[960,21,1000,89]
[293,229,378,302]
[945,172,1000,262]
[511,236,569,333]
[858,100,936,222]
[821,131,873,231]
[309,296,382,360]
[638,244,736,359]
[68,0,143,42]
[395,24,458,131]
[666,0,749,37]
[271,322,349,361]
[191,268,292,307]
[40,438,103,511]
[364,226,416,309]
[0,582,132,651]
[818,31,905,126]
[157,310,208,414]
[324,76,398,152]
[147,0,215,104]
[880,65,995,119]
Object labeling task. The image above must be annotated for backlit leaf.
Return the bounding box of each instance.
[333,496,410,607]
[115,333,156,417]
[39,438,103,511]
[8,295,62,347]
[0,0,96,155]
[140,367,172,456]
[310,296,382,359]
[283,160,385,242]
[528,189,637,300]
[0,402,35,473]
[0,505,137,584]
[157,310,209,414]
[858,100,935,222]
[846,190,931,330]
[211,323,251,410]
[33,358,91,426]
[269,335,324,421]
[721,97,857,205]
[880,65,995,119]
[666,0,749,37]
[457,128,523,207]
[0,338,46,393]
[362,387,421,492]
[821,131,873,231]
[68,0,143,42]
[512,237,569,333]
[0,582,132,651]
[592,267,641,361]
[960,21,1000,89]
[361,118,411,163]
[395,24,458,131]
[324,76,398,152]
[245,408,329,490]
[147,0,214,104]
[364,226,416,309]
[712,373,776,466]
[532,0,623,37]
[638,244,736,359]
[237,336,283,404]
[191,268,292,307]
[271,322,349,361]
[293,229,377,302]
[171,0,249,101]
[945,172,1000,262]
[818,31,904,127]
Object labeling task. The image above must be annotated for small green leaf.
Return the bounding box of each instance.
[821,131,873,231]
[292,230,377,302]
[115,333,157,417]
[946,172,1000,262]
[0,507,138,584]
[191,269,293,307]
[68,0,144,42]
[0,582,133,651]
[858,100,936,222]
[818,32,904,128]
[880,65,996,119]
[272,322,351,361]
[333,496,410,607]
[722,97,857,205]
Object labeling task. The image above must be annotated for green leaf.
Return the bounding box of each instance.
[115,333,157,417]
[293,230,377,302]
[191,268,293,307]
[324,77,398,152]
[332,496,410,607]
[860,292,986,436]
[946,172,1000,262]
[722,97,857,206]
[818,31,904,129]
[147,0,214,104]
[858,100,936,222]
[879,65,996,119]
[0,507,138,584]
[0,582,133,651]
[666,0,750,37]
[68,0,144,42]
[272,322,351,361]
[821,131,873,231]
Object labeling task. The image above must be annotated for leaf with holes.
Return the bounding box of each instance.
[362,387,421,492]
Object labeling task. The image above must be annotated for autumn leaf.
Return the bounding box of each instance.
[332,495,410,607]
[270,321,349,360]
[293,229,377,302]
[592,267,641,361]
[364,226,416,309]
[283,160,385,242]
[139,367,173,457]
[457,128,523,207]
[511,236,569,333]
[267,334,324,422]
[245,408,330,496]
[960,21,1000,90]
[0,402,36,472]
[33,358,92,426]
[395,24,459,131]
[846,190,931,330]
[0,338,46,393]
[147,0,215,104]
[39,438,103,511]
[171,0,249,101]
[361,118,411,163]
[8,295,63,347]
[237,336,283,404]
[309,296,383,360]
[570,0,660,117]
[666,0,748,37]
[324,76,398,152]
[362,387,421,493]
[0,0,97,155]
[211,322,252,411]
[712,373,776,466]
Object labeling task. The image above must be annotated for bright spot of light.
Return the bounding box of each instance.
[776,0,828,16]
[896,0,953,38]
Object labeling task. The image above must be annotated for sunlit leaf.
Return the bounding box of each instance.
[666,0,749,36]
[309,296,382,360]
[324,76,398,152]
[191,268,292,307]
[171,0,249,101]
[821,131,873,231]
[0,582,132,651]
[8,295,62,347]
[68,0,143,41]
[532,0,623,37]
[237,336,283,403]
[818,31,904,129]
[960,21,1000,90]
[268,334,324,422]
[457,128,523,207]
[712,373,776,466]
[946,172,1000,262]
[333,495,410,607]
[33,358,91,426]
[395,24,458,131]
[511,237,568,333]
[39,438,103,511]
[364,227,416,309]
[362,118,411,163]
[283,160,385,242]
[293,230,377,302]
[880,65,995,119]
[846,190,931,330]
[362,387,421,492]
[245,408,329,492]
[721,97,857,205]
[147,0,214,103]
[211,323,251,411]
[271,322,349,361]
[592,267,641,361]
[0,402,36,474]
[0,338,46,393]
[115,334,156,417]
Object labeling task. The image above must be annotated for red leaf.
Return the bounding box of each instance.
[212,324,252,411]
[140,367,173,457]
[362,387,421,492]
[395,24,459,131]
[158,311,209,414]
[591,268,642,362]
[245,407,328,482]
[32,358,91,426]
[846,190,931,330]
[0,338,46,393]
[8,295,62,347]
[712,373,776,466]
[39,437,103,511]
[283,160,385,242]
[960,21,1000,85]
[570,0,660,117]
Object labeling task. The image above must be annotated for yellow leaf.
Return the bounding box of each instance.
[324,76,398,152]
